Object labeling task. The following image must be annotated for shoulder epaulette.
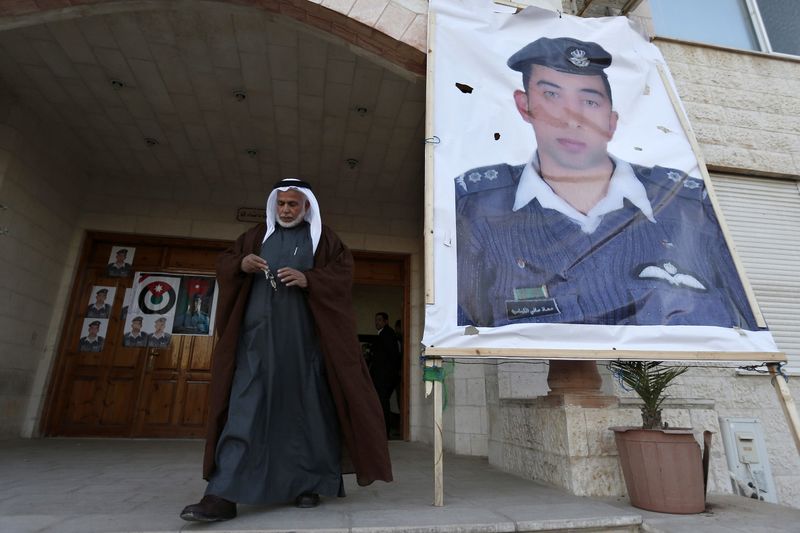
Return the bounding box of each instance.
[454,163,522,198]
[633,164,708,203]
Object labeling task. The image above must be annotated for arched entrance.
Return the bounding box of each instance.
[0,0,425,440]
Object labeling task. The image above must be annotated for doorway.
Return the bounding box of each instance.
[43,231,229,438]
[352,251,411,440]
[43,233,411,440]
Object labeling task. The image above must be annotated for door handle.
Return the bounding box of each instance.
[147,350,159,371]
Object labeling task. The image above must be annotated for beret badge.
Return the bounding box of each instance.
[567,47,590,68]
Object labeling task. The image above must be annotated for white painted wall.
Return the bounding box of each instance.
[0,93,87,437]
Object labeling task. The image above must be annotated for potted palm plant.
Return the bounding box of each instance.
[608,360,708,514]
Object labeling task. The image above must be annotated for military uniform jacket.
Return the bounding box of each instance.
[455,161,758,329]
[86,303,111,318]
[123,332,148,347]
[183,311,210,333]
[106,262,132,277]
[79,336,104,352]
[147,332,171,348]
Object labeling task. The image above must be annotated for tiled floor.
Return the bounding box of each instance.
[0,438,797,532]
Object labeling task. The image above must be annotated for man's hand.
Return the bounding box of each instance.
[277,267,308,288]
[241,254,268,274]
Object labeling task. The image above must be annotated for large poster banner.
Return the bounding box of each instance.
[125,273,182,348]
[423,0,778,354]
[123,273,218,346]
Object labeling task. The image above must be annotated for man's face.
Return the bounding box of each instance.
[375,315,386,331]
[95,292,106,305]
[115,252,125,264]
[155,320,165,333]
[193,298,202,312]
[514,65,617,174]
[276,190,308,228]
[88,324,100,337]
[131,321,142,333]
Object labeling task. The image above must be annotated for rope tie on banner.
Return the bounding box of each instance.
[770,362,789,384]
[422,360,453,410]
[424,136,441,144]
[609,365,632,392]
[739,364,770,375]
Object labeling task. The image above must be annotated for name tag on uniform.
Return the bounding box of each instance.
[506,298,560,320]
[513,286,548,300]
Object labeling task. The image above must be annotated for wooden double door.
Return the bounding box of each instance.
[44,232,229,438]
[44,232,412,439]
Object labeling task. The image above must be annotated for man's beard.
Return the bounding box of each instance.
[277,206,306,228]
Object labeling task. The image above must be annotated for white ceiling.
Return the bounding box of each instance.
[0,3,426,226]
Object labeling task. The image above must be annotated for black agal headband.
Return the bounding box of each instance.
[273,178,313,190]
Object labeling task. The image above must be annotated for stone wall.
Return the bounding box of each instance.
[0,92,87,436]
[477,362,800,507]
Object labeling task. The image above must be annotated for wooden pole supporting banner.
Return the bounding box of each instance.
[655,64,766,328]
[433,358,444,507]
[424,12,436,305]
[767,364,800,456]
[424,357,444,506]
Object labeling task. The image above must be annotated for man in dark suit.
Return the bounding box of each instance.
[456,37,758,331]
[370,312,400,437]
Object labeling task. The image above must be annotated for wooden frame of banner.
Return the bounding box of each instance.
[422,8,799,504]
[424,11,436,306]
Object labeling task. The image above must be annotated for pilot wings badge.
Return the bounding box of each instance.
[637,262,707,291]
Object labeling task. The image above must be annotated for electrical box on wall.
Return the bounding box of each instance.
[719,417,777,503]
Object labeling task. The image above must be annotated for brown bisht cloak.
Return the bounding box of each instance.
[203,223,393,486]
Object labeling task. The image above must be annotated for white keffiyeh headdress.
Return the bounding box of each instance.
[263,178,322,253]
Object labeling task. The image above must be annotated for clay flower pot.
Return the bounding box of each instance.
[607,361,707,514]
[611,426,706,514]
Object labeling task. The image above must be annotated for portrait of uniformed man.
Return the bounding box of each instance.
[106,247,133,277]
[178,294,210,334]
[78,319,105,352]
[147,316,171,348]
[455,36,757,329]
[123,316,148,348]
[86,287,112,318]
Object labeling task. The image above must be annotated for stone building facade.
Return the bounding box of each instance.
[1,0,799,511]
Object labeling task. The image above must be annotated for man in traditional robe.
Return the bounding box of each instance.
[180,179,392,522]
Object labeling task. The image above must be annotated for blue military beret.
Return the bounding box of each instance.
[89,320,101,327]
[507,37,612,76]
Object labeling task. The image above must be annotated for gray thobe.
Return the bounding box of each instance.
[205,222,342,505]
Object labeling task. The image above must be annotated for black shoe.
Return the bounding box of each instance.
[180,494,237,522]
[294,492,320,508]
